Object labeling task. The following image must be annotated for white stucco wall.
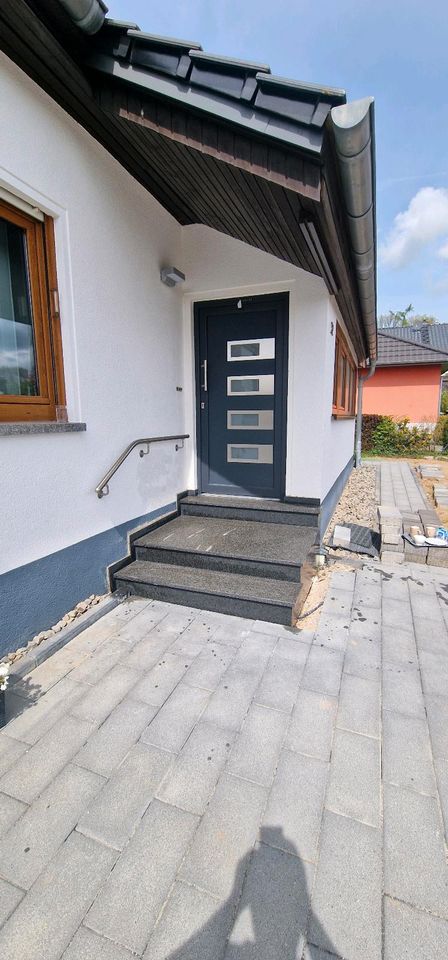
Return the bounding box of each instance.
[181,226,343,501]
[0,53,357,580]
[0,52,188,575]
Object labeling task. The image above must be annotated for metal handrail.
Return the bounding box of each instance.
[95,434,189,498]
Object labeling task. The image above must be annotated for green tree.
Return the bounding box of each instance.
[378,305,438,328]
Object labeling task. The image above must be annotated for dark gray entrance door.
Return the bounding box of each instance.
[195,293,288,499]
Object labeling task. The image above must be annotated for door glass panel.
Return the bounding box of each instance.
[227,410,274,430]
[227,444,274,464]
[227,374,274,395]
[227,337,275,361]
[0,217,38,397]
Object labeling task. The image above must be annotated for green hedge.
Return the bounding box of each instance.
[362,415,433,456]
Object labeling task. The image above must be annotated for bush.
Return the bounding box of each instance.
[434,415,448,449]
[440,390,448,415]
[361,415,383,450]
[362,415,433,456]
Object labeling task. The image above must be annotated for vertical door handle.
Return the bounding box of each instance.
[201,359,208,392]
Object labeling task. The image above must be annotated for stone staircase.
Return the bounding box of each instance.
[114,495,318,625]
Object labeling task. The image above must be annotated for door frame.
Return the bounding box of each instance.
[194,291,289,499]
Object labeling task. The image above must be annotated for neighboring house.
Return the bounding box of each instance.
[363,331,448,425]
[381,322,448,354]
[0,0,377,650]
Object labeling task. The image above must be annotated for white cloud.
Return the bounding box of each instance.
[438,240,448,260]
[380,187,448,268]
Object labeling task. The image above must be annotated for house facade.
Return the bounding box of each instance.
[363,331,448,425]
[0,1,377,651]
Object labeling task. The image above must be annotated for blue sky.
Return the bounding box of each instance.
[110,0,448,321]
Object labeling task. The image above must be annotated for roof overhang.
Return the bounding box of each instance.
[0,0,377,362]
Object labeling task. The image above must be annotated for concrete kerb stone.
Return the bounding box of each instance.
[7,594,124,684]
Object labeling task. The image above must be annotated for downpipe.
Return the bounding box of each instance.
[355,360,377,467]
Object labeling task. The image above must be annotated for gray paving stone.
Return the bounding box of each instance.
[409,585,445,623]
[114,603,170,645]
[211,616,253,647]
[383,711,437,795]
[413,616,448,656]
[68,637,130,685]
[321,588,353,618]
[0,832,117,960]
[326,729,380,827]
[313,613,350,652]
[435,759,448,842]
[0,714,94,803]
[0,792,27,839]
[3,676,90,746]
[0,878,24,927]
[301,647,344,697]
[144,880,233,960]
[13,643,90,696]
[141,683,209,753]
[285,688,337,761]
[225,841,313,959]
[170,616,218,657]
[382,624,417,665]
[382,598,414,631]
[70,664,140,726]
[201,667,260,732]
[308,811,381,960]
[381,576,409,602]
[262,749,328,863]
[303,946,341,960]
[0,733,28,778]
[419,649,448,697]
[426,695,448,758]
[252,620,305,639]
[348,614,381,642]
[227,702,288,786]
[0,764,104,890]
[274,634,312,663]
[179,773,266,900]
[74,697,156,778]
[232,631,278,676]
[77,741,174,850]
[384,783,448,917]
[254,653,304,713]
[382,662,425,718]
[131,652,192,705]
[184,641,235,691]
[157,720,234,814]
[85,799,198,955]
[384,896,448,960]
[329,570,356,592]
[62,926,136,960]
[344,635,381,681]
[337,674,380,738]
[123,628,185,673]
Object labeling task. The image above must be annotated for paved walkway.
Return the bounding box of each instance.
[1,563,448,959]
[378,459,428,513]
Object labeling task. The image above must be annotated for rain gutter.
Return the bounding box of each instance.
[330,97,377,363]
[57,0,108,35]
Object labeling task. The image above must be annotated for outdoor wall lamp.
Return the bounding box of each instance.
[160,266,186,287]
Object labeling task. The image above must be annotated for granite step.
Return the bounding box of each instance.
[114,560,300,625]
[180,495,319,527]
[134,515,316,582]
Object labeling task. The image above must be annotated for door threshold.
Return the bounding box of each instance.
[199,493,281,502]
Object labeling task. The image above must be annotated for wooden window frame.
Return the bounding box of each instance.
[332,325,357,418]
[0,200,65,422]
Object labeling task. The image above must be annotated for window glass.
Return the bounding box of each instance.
[230,343,260,358]
[0,217,38,396]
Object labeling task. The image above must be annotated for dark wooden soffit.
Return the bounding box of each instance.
[0,0,366,359]
[104,85,321,201]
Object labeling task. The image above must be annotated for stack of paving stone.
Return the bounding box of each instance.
[433,484,448,508]
[378,505,404,563]
[419,464,444,481]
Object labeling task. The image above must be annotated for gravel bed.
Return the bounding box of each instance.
[325,464,378,540]
[1,593,107,667]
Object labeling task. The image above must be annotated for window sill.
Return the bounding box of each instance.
[332,413,356,420]
[0,422,86,437]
